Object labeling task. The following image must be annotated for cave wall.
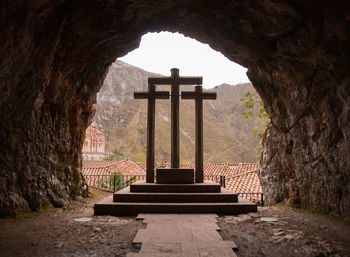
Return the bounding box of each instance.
[0,1,349,219]
[255,54,350,219]
[249,5,350,219]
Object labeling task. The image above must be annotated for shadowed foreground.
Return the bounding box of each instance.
[0,189,349,257]
[0,189,143,257]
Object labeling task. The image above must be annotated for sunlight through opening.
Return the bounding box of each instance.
[119,32,250,89]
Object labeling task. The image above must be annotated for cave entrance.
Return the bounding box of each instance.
[92,32,267,165]
[2,1,348,221]
[81,31,267,205]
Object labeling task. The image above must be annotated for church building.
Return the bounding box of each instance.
[82,122,111,160]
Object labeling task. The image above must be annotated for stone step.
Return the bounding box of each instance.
[139,241,238,252]
[94,196,257,215]
[127,241,238,257]
[114,187,238,203]
[127,252,237,257]
[126,253,179,257]
[130,181,221,193]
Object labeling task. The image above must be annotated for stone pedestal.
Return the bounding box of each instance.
[156,168,194,184]
[93,181,257,215]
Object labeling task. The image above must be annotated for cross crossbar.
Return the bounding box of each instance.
[148,77,202,85]
[181,91,216,100]
[134,91,169,99]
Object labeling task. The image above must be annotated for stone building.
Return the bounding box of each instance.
[82,122,111,160]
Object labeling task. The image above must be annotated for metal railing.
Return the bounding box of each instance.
[84,174,146,192]
[83,174,263,206]
[84,174,226,192]
[237,192,264,206]
[204,175,226,187]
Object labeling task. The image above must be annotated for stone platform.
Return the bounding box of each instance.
[130,181,221,193]
[94,181,257,215]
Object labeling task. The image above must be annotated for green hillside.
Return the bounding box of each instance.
[94,60,265,163]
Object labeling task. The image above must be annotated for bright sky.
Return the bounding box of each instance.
[118,32,250,89]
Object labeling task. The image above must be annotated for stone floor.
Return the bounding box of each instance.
[127,214,238,257]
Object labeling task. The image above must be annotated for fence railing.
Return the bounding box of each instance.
[204,175,226,187]
[237,192,264,206]
[83,174,263,206]
[84,174,146,192]
[84,174,225,192]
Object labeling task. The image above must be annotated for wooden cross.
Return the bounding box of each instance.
[134,84,169,183]
[181,86,216,183]
[149,68,202,168]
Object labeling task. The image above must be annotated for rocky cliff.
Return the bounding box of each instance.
[0,1,349,220]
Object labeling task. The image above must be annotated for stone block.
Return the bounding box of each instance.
[156,168,194,184]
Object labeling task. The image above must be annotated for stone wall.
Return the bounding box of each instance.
[0,1,349,219]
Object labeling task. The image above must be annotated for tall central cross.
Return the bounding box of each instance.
[182,86,216,183]
[134,84,169,183]
[149,68,202,168]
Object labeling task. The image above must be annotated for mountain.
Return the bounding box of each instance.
[93,60,266,163]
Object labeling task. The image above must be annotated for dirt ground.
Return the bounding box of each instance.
[218,207,350,257]
[0,188,143,257]
[1,189,350,257]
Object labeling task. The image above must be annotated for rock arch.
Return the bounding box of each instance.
[1,1,349,220]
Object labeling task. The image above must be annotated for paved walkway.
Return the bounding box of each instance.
[127,214,238,257]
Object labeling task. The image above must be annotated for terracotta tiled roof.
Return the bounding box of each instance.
[82,160,146,188]
[175,162,262,202]
[225,169,262,202]
[106,160,146,176]
[82,160,145,176]
[136,162,146,170]
[82,160,116,168]
[202,163,259,177]
[226,170,261,191]
[153,162,259,178]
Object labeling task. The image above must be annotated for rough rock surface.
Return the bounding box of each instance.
[0,1,349,219]
[218,206,350,257]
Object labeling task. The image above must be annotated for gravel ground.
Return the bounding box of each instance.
[218,206,350,257]
[0,188,143,257]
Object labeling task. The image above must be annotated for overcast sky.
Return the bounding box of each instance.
[119,32,250,89]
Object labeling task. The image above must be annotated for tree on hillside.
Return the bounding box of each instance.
[240,91,270,159]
